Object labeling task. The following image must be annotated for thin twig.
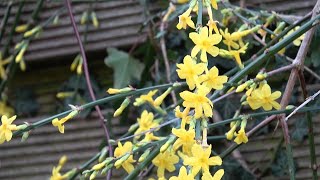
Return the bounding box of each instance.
[64,1,113,179]
[160,19,177,104]
[285,90,320,121]
[297,71,318,179]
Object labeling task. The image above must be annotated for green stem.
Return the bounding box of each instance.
[0,1,12,44]
[3,0,25,57]
[207,135,226,141]
[13,82,186,137]
[31,0,44,20]
[196,0,203,28]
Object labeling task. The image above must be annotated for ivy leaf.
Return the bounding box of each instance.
[271,148,297,177]
[104,48,145,88]
[291,118,308,143]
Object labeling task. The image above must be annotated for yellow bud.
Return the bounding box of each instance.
[92,162,106,171]
[114,153,130,167]
[81,11,88,25]
[24,26,41,38]
[256,72,267,80]
[77,58,83,75]
[15,24,29,33]
[70,55,81,71]
[16,46,27,63]
[236,82,249,93]
[20,60,26,71]
[226,122,239,140]
[56,92,74,99]
[138,149,150,162]
[177,0,189,3]
[91,12,99,28]
[160,136,175,153]
[89,171,97,180]
[154,87,172,107]
[107,87,132,94]
[59,155,68,166]
[113,97,131,117]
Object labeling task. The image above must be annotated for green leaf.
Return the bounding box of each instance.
[104,48,145,88]
[271,148,297,177]
[291,118,308,143]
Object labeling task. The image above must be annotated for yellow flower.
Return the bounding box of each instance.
[234,128,248,144]
[207,19,219,34]
[201,169,224,180]
[199,66,228,90]
[172,128,195,156]
[177,8,195,30]
[52,110,78,134]
[141,132,161,143]
[211,0,218,10]
[152,149,179,178]
[247,84,281,111]
[50,166,66,180]
[114,141,136,173]
[189,27,222,62]
[135,110,159,136]
[169,166,194,180]
[176,55,206,90]
[180,86,213,119]
[184,144,222,176]
[175,106,192,129]
[134,90,158,106]
[0,115,17,144]
[228,43,248,69]
[220,28,239,50]
[50,156,68,180]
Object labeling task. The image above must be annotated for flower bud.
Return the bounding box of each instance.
[100,164,113,175]
[154,87,172,107]
[92,162,106,171]
[17,124,28,130]
[15,24,29,33]
[98,148,108,163]
[113,97,131,117]
[59,155,68,166]
[114,153,130,167]
[70,54,81,71]
[286,105,295,110]
[236,82,249,93]
[107,87,132,94]
[138,149,151,162]
[53,15,59,25]
[16,43,28,63]
[24,26,41,38]
[128,123,139,133]
[160,136,176,153]
[91,11,99,28]
[89,171,97,180]
[21,131,30,142]
[81,11,88,25]
[256,72,267,80]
